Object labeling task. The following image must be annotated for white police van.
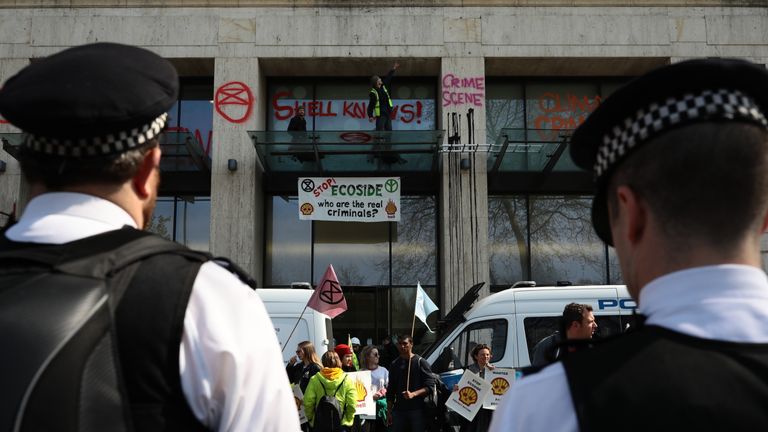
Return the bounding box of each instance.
[422,282,637,374]
[256,286,333,365]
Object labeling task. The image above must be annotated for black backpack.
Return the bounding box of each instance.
[0,228,242,432]
[313,375,347,432]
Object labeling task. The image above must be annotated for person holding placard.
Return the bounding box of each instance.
[453,344,495,432]
[360,346,389,432]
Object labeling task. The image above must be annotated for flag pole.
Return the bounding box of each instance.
[281,303,310,353]
[406,282,419,391]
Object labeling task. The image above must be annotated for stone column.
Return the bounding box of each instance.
[0,59,31,224]
[210,57,265,283]
[439,51,491,311]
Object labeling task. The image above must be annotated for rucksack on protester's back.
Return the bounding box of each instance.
[0,228,217,432]
[313,376,347,432]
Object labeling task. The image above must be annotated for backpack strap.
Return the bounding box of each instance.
[333,375,347,396]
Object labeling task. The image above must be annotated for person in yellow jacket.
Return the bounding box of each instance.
[304,351,358,431]
[368,62,400,131]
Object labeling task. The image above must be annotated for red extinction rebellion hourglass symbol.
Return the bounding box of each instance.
[214,81,254,124]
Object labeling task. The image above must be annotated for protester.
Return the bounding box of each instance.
[0,42,298,430]
[490,59,768,432]
[361,345,389,432]
[454,344,495,432]
[530,303,597,367]
[386,335,435,432]
[378,335,399,369]
[287,341,323,393]
[304,351,357,432]
[335,344,358,372]
[351,336,363,364]
[368,62,399,131]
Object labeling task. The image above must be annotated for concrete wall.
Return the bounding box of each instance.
[0,4,766,295]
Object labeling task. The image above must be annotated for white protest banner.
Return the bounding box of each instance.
[298,177,401,222]
[347,370,375,417]
[292,384,308,424]
[482,368,516,410]
[445,370,491,422]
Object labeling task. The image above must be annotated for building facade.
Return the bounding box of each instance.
[1,1,767,347]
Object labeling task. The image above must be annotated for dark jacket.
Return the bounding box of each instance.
[288,114,306,131]
[387,354,435,412]
[286,361,322,393]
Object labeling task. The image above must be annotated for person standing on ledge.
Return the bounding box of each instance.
[368,62,399,131]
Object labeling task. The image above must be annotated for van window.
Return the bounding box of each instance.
[523,315,623,360]
[433,319,507,374]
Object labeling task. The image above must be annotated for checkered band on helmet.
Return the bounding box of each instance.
[594,89,768,179]
[23,112,168,157]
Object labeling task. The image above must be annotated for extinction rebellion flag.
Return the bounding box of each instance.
[306,264,347,319]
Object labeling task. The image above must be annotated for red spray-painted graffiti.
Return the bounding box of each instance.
[533,92,602,139]
[215,81,254,124]
[442,74,484,107]
[272,92,424,124]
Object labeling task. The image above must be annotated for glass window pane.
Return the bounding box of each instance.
[523,316,560,361]
[174,196,210,251]
[330,287,378,351]
[392,196,437,285]
[313,221,389,286]
[444,319,507,371]
[485,82,525,144]
[488,196,529,286]
[267,79,436,132]
[266,196,312,285]
[529,196,606,285]
[525,82,600,133]
[608,247,624,285]
[179,100,214,156]
[147,197,175,241]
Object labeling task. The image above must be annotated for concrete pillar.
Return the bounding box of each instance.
[210,57,265,283]
[439,54,491,310]
[0,59,31,225]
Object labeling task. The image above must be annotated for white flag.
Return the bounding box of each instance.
[415,282,439,332]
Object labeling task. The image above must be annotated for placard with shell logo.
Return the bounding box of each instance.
[482,368,516,410]
[346,370,375,417]
[292,384,308,424]
[445,370,492,422]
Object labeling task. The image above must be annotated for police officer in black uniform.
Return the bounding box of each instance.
[490,59,768,432]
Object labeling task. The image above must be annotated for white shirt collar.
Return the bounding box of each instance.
[640,265,768,343]
[6,192,137,244]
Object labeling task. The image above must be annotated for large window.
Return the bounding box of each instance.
[266,195,439,348]
[489,195,621,289]
[267,79,437,131]
[147,196,211,251]
[165,79,214,171]
[485,79,626,160]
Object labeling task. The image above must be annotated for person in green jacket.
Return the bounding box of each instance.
[304,351,358,430]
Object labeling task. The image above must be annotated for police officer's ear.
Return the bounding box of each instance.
[132,145,162,199]
[612,185,648,247]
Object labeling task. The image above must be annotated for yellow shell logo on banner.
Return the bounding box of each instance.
[458,386,478,406]
[355,378,368,402]
[491,377,510,396]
